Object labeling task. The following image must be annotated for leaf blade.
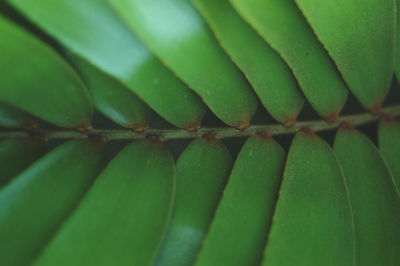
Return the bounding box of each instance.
[295,0,395,110]
[0,16,93,128]
[110,0,259,127]
[0,138,46,188]
[34,140,175,266]
[193,0,304,125]
[230,0,348,119]
[263,132,354,266]
[334,127,400,266]
[157,138,232,266]
[8,0,206,129]
[379,118,400,188]
[0,140,108,266]
[195,136,286,266]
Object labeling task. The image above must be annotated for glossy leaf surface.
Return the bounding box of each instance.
[35,140,175,266]
[8,0,206,129]
[295,0,395,110]
[263,132,354,266]
[334,127,400,266]
[193,0,304,125]
[69,54,152,130]
[110,0,259,127]
[0,16,93,128]
[195,136,285,266]
[157,138,232,266]
[230,0,348,120]
[0,140,108,266]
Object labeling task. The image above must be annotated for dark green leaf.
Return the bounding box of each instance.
[34,140,175,266]
[0,138,46,187]
[334,127,400,266]
[0,102,37,129]
[0,140,108,266]
[379,118,400,188]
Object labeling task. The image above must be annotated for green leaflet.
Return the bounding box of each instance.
[68,54,152,130]
[110,0,259,128]
[195,135,285,266]
[193,0,304,125]
[0,140,108,266]
[0,102,37,128]
[295,0,395,111]
[0,138,46,187]
[230,0,348,120]
[396,0,400,81]
[8,0,206,129]
[263,132,354,266]
[379,118,400,188]
[157,138,232,266]
[34,140,175,266]
[334,127,400,266]
[0,16,93,129]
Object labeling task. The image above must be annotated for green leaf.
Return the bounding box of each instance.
[230,0,348,120]
[263,132,354,266]
[195,135,285,266]
[396,0,400,82]
[0,140,108,266]
[0,138,46,187]
[0,101,37,128]
[68,54,152,130]
[34,140,175,266]
[193,0,304,125]
[0,16,93,129]
[295,0,395,110]
[8,0,206,129]
[157,138,232,266]
[334,127,400,266]
[379,118,400,188]
[110,0,259,128]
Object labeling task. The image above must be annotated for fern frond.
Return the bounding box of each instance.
[0,0,399,265]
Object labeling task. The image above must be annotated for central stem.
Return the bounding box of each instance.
[1,105,400,141]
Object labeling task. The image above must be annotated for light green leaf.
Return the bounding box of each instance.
[157,138,232,266]
[0,16,93,129]
[263,132,354,266]
[195,135,285,266]
[68,54,152,130]
[110,0,259,128]
[230,0,348,120]
[193,0,304,125]
[295,0,395,110]
[8,0,206,129]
